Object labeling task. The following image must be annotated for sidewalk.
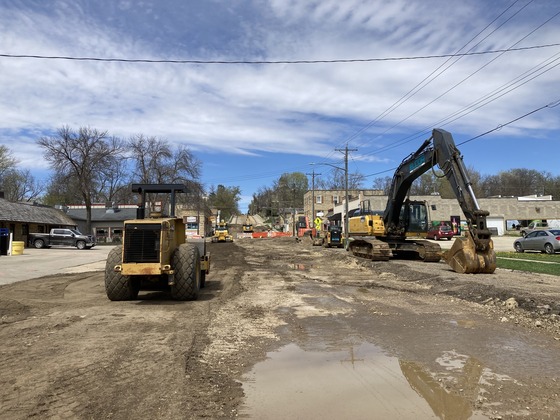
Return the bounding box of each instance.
[431,235,516,252]
[0,245,115,286]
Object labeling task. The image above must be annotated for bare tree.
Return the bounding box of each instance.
[371,176,393,195]
[38,126,125,234]
[315,168,365,190]
[96,153,131,204]
[0,145,17,184]
[2,169,43,202]
[128,135,200,184]
[127,135,202,212]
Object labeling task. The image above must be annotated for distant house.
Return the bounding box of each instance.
[65,203,138,243]
[0,196,77,246]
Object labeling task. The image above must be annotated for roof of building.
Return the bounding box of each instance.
[66,207,138,222]
[0,198,76,226]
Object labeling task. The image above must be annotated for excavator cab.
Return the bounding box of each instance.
[399,200,430,237]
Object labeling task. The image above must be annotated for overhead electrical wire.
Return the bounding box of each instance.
[362,98,560,179]
[348,0,530,152]
[350,3,560,170]
[358,50,560,159]
[2,3,557,190]
[1,43,558,64]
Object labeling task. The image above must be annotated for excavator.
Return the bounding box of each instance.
[347,128,496,274]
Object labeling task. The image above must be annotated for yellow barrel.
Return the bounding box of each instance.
[12,241,24,255]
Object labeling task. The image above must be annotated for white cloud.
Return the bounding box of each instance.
[1,0,559,188]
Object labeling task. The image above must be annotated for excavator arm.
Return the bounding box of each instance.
[385,128,496,273]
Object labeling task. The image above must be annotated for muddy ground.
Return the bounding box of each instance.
[0,237,559,419]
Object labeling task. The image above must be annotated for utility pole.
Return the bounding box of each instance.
[306,169,321,236]
[335,144,357,249]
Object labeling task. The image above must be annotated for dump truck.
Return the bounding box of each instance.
[104,184,210,301]
[347,128,496,274]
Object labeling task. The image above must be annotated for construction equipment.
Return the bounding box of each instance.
[104,184,210,301]
[242,215,254,234]
[212,221,233,243]
[347,128,496,274]
[324,225,344,248]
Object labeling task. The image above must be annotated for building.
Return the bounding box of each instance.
[304,190,560,236]
[65,203,138,243]
[177,202,214,238]
[304,189,384,221]
[0,196,77,246]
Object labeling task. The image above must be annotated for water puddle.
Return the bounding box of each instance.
[240,342,489,419]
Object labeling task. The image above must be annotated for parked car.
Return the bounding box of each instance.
[513,229,560,254]
[426,224,455,241]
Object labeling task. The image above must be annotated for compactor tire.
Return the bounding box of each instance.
[34,239,45,249]
[171,244,201,301]
[105,246,139,301]
[514,242,524,253]
[544,243,554,255]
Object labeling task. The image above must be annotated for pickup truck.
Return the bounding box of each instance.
[29,228,96,249]
[520,220,560,237]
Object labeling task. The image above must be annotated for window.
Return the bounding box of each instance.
[333,195,340,205]
[316,195,322,204]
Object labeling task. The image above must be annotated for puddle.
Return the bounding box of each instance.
[240,342,489,419]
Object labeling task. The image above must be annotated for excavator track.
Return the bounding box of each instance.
[348,238,393,261]
[412,240,442,262]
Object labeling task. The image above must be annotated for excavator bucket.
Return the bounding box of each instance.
[445,236,496,274]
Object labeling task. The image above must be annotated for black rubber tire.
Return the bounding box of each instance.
[76,240,86,250]
[544,243,554,255]
[434,235,439,241]
[514,242,524,253]
[34,239,45,249]
[170,244,200,301]
[105,246,139,301]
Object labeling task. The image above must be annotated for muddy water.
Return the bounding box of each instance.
[240,342,489,419]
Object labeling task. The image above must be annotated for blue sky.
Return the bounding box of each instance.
[1,0,559,212]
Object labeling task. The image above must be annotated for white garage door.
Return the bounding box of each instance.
[486,216,504,236]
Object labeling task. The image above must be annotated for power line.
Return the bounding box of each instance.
[355,5,560,161]
[1,43,559,65]
[349,0,530,151]
[362,99,560,179]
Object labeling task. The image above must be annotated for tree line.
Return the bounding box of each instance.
[0,126,241,233]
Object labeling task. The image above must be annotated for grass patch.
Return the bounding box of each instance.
[496,252,560,276]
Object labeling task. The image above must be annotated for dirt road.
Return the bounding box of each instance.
[1,238,559,419]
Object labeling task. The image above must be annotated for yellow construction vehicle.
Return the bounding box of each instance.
[212,221,233,243]
[104,184,210,301]
[348,129,496,274]
[242,216,254,234]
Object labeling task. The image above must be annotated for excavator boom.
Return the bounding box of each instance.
[348,128,496,274]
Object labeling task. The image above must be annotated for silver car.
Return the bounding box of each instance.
[513,229,560,254]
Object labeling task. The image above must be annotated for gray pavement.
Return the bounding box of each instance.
[0,245,115,285]
[431,234,516,252]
